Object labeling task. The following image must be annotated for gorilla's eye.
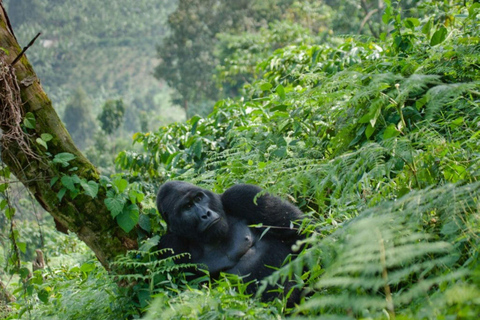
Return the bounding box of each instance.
[185,202,193,209]
[194,194,203,202]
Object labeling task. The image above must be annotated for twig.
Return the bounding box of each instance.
[10,32,41,67]
[360,0,379,38]
[358,8,379,34]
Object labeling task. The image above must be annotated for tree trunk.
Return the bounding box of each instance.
[0,2,137,268]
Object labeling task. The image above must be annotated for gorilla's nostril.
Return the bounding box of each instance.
[201,211,211,219]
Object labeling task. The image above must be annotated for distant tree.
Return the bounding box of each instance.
[98,99,125,135]
[155,0,323,116]
[154,0,223,117]
[62,88,97,149]
[215,20,317,96]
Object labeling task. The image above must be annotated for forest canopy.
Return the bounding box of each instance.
[1,0,480,319]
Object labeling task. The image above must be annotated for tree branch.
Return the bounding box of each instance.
[10,32,41,66]
[360,0,379,38]
[358,8,379,35]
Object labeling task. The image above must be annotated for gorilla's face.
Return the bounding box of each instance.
[157,181,229,243]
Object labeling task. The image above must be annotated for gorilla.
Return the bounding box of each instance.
[156,181,304,298]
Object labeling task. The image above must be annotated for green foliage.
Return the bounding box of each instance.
[117,1,480,318]
[62,88,97,149]
[22,112,35,130]
[155,0,327,116]
[111,249,198,311]
[144,273,283,320]
[98,99,126,135]
[4,0,177,120]
[7,261,133,320]
[52,152,76,168]
[296,183,479,317]
[4,1,480,319]
[215,20,317,97]
[101,176,144,233]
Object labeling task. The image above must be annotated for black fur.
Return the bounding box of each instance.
[156,181,304,300]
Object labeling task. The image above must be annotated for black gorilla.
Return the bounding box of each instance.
[156,181,304,297]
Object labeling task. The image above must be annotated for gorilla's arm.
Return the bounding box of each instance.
[221,184,303,238]
[157,233,191,264]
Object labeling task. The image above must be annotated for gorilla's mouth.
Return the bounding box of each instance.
[204,217,221,231]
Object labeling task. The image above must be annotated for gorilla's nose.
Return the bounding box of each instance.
[201,210,212,220]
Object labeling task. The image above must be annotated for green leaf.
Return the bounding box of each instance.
[192,140,203,159]
[270,104,287,112]
[422,19,433,35]
[138,214,151,233]
[0,167,10,178]
[116,204,139,233]
[276,84,286,100]
[382,6,392,24]
[17,242,26,253]
[5,207,15,219]
[139,235,160,252]
[113,178,128,193]
[23,112,36,129]
[0,183,7,192]
[36,138,48,150]
[19,267,30,280]
[404,18,420,30]
[129,188,144,204]
[383,124,401,139]
[358,112,372,124]
[0,199,7,210]
[80,180,99,198]
[469,3,480,18]
[190,116,201,134]
[41,133,53,142]
[50,176,59,187]
[105,194,126,218]
[38,289,49,303]
[53,152,76,167]
[61,175,77,191]
[365,124,375,139]
[449,117,464,129]
[80,262,96,273]
[272,147,287,158]
[57,188,67,201]
[430,26,448,46]
[132,132,143,143]
[370,105,382,128]
[260,82,273,91]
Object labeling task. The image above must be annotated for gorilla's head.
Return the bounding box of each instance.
[157,181,229,243]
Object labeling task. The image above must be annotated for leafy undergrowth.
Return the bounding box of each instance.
[5,1,480,319]
[120,2,480,319]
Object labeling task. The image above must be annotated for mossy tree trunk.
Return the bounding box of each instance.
[0,2,137,268]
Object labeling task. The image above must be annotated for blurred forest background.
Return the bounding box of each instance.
[1,0,479,319]
[3,0,419,173]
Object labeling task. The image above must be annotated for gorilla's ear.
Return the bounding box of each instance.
[156,187,170,223]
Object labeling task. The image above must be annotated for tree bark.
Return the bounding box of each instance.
[0,2,137,268]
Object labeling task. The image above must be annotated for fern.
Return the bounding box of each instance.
[261,182,479,318]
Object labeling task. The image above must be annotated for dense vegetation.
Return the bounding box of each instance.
[1,0,480,319]
[2,0,182,174]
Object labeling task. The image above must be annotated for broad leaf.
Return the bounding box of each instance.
[430,26,447,46]
[105,194,126,218]
[53,153,76,167]
[80,180,99,198]
[116,204,139,233]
